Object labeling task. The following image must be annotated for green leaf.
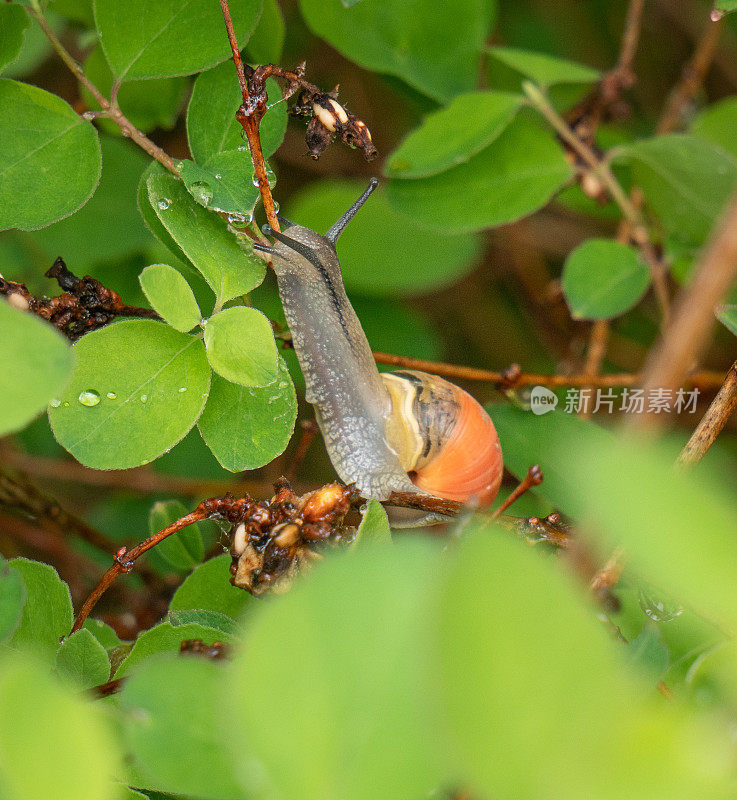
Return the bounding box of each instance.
[0,299,74,436]
[82,618,121,650]
[299,0,495,101]
[385,91,521,179]
[244,0,285,63]
[82,47,188,134]
[179,156,260,219]
[188,64,286,163]
[626,624,670,682]
[148,173,265,304]
[198,357,296,471]
[0,5,29,72]
[712,1,737,15]
[620,135,737,245]
[93,0,261,81]
[139,264,202,332]
[437,528,734,799]
[55,629,111,689]
[0,78,101,231]
[287,180,482,295]
[562,435,737,631]
[562,239,650,319]
[169,608,238,638]
[115,618,236,677]
[169,554,253,620]
[8,558,73,661]
[26,135,152,271]
[487,46,600,87]
[228,542,447,800]
[0,655,122,800]
[716,304,737,337]
[0,558,26,644]
[137,162,192,267]
[48,319,211,470]
[387,115,573,233]
[691,96,737,161]
[148,499,204,573]
[353,499,392,547]
[488,405,614,511]
[119,657,242,799]
[204,306,278,387]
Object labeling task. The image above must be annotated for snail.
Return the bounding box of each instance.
[252,179,503,517]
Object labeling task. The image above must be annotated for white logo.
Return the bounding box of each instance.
[530,385,558,415]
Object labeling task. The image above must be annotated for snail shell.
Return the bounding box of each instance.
[382,370,503,504]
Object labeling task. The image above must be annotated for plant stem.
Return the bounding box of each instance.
[369,351,725,390]
[26,6,179,174]
[218,0,280,232]
[523,81,670,324]
[677,360,737,465]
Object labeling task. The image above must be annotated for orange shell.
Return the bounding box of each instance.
[411,388,503,505]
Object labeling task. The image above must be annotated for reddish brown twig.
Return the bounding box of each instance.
[579,320,610,419]
[370,351,726,391]
[677,360,737,465]
[70,502,218,633]
[491,465,544,519]
[218,0,280,231]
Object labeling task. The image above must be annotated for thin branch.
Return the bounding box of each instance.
[218,0,280,232]
[657,15,726,135]
[613,0,645,83]
[629,187,737,428]
[26,6,179,174]
[491,465,544,519]
[677,360,737,465]
[70,504,212,633]
[370,351,725,390]
[579,320,610,419]
[524,82,670,324]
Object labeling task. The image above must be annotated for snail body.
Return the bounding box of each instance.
[253,180,502,509]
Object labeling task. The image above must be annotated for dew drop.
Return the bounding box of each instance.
[78,389,100,407]
[140,394,148,403]
[49,398,61,408]
[227,212,248,226]
[237,144,248,152]
[214,173,222,180]
[272,201,280,213]
[638,586,683,622]
[190,181,213,206]
[178,386,187,393]
[106,392,117,400]
[175,161,185,172]
[251,172,260,187]
[157,198,171,211]
[265,166,277,189]
[63,402,70,408]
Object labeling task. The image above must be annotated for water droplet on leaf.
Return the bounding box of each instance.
[140,394,148,403]
[190,181,213,206]
[78,390,100,407]
[638,586,683,622]
[106,392,117,400]
[157,199,171,211]
[49,398,61,408]
[178,387,187,393]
